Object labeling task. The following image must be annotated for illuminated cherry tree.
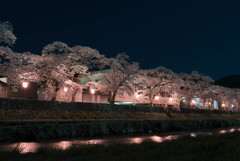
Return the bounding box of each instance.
[178,71,214,108]
[135,67,180,106]
[0,21,16,46]
[0,21,40,91]
[0,46,39,91]
[211,85,239,111]
[69,45,106,71]
[88,53,139,104]
[33,41,106,101]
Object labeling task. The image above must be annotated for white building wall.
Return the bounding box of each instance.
[82,94,108,103]
[75,88,83,102]
[0,78,7,83]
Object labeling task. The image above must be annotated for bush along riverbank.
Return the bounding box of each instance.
[2,130,240,161]
[1,119,240,142]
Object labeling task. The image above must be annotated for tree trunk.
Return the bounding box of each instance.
[112,91,117,103]
[108,92,112,103]
[148,94,153,107]
[187,98,191,109]
[109,91,117,104]
[149,102,153,107]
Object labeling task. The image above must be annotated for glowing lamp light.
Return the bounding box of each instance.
[209,102,211,105]
[90,89,95,94]
[155,96,159,100]
[169,98,173,102]
[63,87,68,92]
[231,105,234,108]
[22,82,29,88]
[222,104,225,107]
[192,100,196,104]
[135,94,140,99]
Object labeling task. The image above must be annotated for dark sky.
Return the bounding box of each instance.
[1,0,240,79]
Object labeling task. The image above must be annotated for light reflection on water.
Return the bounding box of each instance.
[1,127,240,154]
[149,136,163,143]
[219,130,227,134]
[230,128,236,132]
[8,142,40,154]
[130,138,143,144]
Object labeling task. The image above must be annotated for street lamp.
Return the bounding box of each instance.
[90,88,95,103]
[155,96,159,107]
[64,87,68,92]
[22,82,29,99]
[63,87,68,101]
[191,100,196,108]
[22,82,29,88]
[169,98,173,106]
[90,89,95,94]
[191,100,196,104]
[135,93,140,99]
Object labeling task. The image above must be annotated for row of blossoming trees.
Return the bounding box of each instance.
[0,21,240,111]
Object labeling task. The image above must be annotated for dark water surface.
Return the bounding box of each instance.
[0,127,239,153]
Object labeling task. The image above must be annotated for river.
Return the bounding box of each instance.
[0,126,239,154]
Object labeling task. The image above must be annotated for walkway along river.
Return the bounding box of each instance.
[0,126,239,154]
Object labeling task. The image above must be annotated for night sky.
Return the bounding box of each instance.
[1,0,240,79]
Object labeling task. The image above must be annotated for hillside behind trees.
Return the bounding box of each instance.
[215,74,240,89]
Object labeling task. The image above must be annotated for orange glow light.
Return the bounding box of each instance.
[90,89,95,94]
[192,100,196,104]
[22,82,29,88]
[64,87,68,92]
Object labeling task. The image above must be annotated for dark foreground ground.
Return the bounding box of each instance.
[1,131,240,161]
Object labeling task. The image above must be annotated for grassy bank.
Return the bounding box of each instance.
[1,131,240,161]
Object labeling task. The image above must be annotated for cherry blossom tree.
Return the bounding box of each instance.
[0,47,39,91]
[234,88,240,111]
[34,41,106,101]
[32,42,85,100]
[0,21,16,46]
[42,41,70,55]
[211,85,239,111]
[0,21,40,92]
[69,45,106,71]
[135,67,180,106]
[88,53,139,104]
[178,71,214,108]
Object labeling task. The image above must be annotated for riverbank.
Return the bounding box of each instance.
[1,119,240,142]
[1,130,240,161]
[1,98,240,143]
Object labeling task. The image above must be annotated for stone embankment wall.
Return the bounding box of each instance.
[0,98,231,114]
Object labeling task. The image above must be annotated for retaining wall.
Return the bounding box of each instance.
[0,98,231,114]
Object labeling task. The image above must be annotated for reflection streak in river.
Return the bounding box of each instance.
[1,127,240,154]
